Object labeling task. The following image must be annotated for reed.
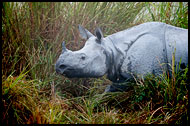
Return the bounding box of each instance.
[2,2,188,124]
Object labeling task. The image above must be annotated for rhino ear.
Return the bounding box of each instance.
[78,25,93,40]
[95,27,103,40]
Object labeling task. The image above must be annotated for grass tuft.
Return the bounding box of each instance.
[2,2,188,124]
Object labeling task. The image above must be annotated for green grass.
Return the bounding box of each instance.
[2,63,188,124]
[2,2,188,124]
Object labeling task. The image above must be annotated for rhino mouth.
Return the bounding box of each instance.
[57,65,100,78]
[62,68,96,78]
[55,64,74,76]
[58,65,81,77]
[61,67,75,76]
[62,69,83,78]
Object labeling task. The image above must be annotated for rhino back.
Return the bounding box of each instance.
[104,22,188,81]
[116,22,168,79]
[120,34,167,79]
[165,24,188,70]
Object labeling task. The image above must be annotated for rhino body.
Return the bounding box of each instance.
[55,22,188,92]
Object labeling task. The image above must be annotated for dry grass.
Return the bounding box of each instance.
[2,2,188,124]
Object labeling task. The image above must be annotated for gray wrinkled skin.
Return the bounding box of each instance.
[55,22,188,92]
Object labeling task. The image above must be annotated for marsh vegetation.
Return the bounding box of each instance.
[2,2,188,124]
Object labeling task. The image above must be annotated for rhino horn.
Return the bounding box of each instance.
[62,41,67,52]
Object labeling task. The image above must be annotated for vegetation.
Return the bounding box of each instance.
[2,2,188,124]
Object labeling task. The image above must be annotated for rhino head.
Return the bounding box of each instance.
[55,25,110,78]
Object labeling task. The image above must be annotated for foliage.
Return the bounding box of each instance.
[2,2,188,124]
[145,2,188,28]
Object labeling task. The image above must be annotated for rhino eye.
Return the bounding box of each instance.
[81,56,86,60]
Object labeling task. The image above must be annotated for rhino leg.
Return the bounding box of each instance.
[104,82,133,92]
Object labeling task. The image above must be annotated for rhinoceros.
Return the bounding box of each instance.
[55,22,188,92]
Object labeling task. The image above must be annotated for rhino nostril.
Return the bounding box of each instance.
[60,64,67,70]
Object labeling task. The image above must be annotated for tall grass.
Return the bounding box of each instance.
[145,2,188,28]
[2,2,188,124]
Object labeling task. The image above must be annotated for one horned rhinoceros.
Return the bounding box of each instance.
[55,22,188,92]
